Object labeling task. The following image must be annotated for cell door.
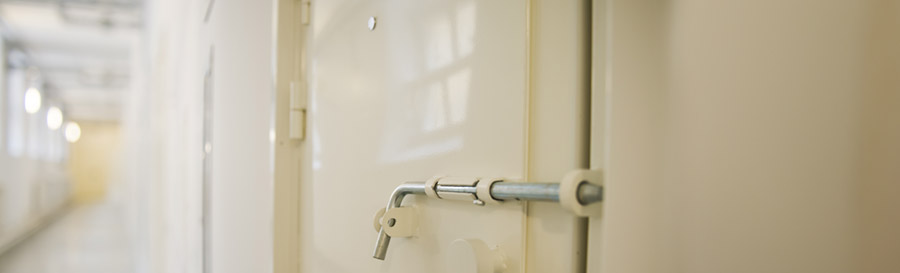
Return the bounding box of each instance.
[301,0,592,273]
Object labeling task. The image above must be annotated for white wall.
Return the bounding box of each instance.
[206,0,275,272]
[122,0,205,271]
[124,0,275,272]
[0,55,70,254]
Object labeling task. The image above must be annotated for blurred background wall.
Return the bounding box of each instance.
[68,121,120,204]
[123,0,274,272]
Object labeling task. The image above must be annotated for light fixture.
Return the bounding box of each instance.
[47,106,63,130]
[65,122,81,143]
[24,87,42,114]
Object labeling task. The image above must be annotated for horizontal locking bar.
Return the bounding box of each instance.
[491,182,562,202]
[373,174,603,260]
[434,182,601,204]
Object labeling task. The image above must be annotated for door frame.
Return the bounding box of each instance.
[273,0,309,272]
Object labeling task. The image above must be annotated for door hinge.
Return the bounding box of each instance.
[289,81,307,140]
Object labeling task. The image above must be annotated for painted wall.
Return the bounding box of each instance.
[206,0,275,272]
[121,0,208,271]
[68,121,120,204]
[124,0,275,272]
[0,58,69,253]
[590,1,900,272]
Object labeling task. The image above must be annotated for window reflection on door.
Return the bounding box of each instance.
[378,1,476,163]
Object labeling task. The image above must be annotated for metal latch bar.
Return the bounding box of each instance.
[372,170,603,260]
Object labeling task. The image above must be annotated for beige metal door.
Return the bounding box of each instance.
[294,0,592,273]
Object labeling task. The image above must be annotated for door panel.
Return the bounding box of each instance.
[308,0,527,272]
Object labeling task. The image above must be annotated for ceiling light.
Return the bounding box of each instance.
[24,87,41,114]
[65,122,81,143]
[47,107,63,130]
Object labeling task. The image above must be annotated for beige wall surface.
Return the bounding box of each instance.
[858,1,900,271]
[591,1,900,273]
[68,122,121,204]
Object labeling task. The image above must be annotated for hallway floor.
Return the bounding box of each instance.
[0,203,135,273]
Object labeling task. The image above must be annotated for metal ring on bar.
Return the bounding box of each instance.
[559,169,603,217]
[424,175,443,199]
[476,177,505,204]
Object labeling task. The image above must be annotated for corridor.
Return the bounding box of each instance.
[0,203,135,273]
[0,0,899,273]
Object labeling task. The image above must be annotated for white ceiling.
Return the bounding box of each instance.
[0,0,141,122]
